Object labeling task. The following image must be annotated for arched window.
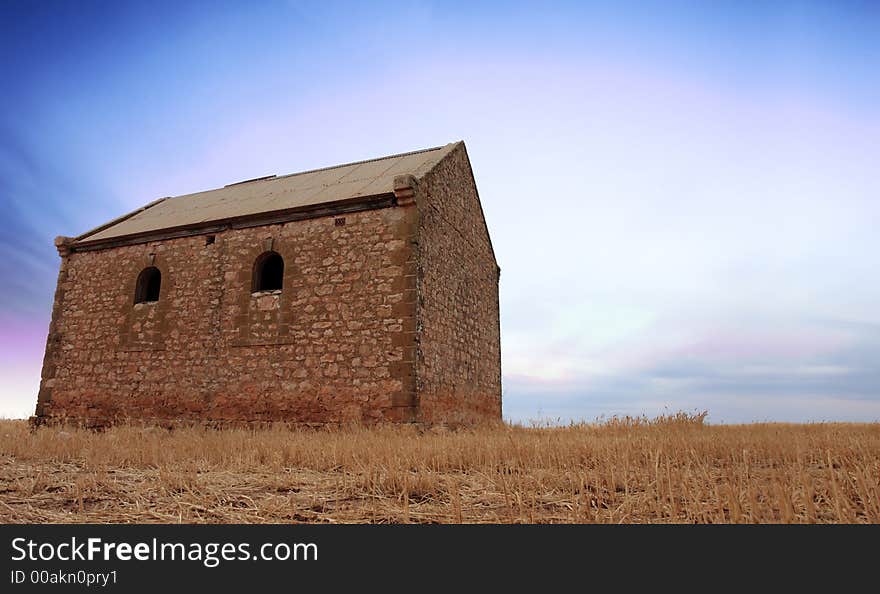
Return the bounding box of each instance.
[134,267,161,303]
[252,251,284,292]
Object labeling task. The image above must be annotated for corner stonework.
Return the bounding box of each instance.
[384,177,421,422]
[32,236,74,425]
[393,174,418,207]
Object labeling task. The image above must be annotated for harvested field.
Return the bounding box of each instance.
[1,414,878,523]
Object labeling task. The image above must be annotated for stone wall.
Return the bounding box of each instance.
[36,206,419,426]
[414,143,502,424]
[35,144,502,427]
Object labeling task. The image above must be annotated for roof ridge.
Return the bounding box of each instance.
[411,140,463,179]
[168,143,454,198]
[273,144,448,181]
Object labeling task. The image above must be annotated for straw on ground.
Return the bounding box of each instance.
[1,413,878,523]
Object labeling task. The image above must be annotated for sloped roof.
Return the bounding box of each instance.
[74,142,459,245]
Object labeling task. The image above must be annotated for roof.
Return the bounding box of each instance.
[74,142,460,246]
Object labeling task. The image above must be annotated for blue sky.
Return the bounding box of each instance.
[1,1,878,422]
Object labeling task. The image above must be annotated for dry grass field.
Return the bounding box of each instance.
[1,413,878,524]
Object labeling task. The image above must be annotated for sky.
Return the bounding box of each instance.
[1,0,878,423]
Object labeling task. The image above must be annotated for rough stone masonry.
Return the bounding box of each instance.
[33,142,501,427]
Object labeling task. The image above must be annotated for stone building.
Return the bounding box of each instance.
[33,142,501,427]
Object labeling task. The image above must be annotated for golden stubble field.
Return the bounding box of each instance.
[1,413,878,524]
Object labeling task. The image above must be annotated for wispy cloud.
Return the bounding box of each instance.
[1,1,878,421]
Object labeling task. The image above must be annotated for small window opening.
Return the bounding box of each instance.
[334,217,346,227]
[205,235,215,245]
[253,251,284,292]
[134,267,161,304]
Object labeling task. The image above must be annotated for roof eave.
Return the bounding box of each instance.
[70,192,396,253]
[75,196,171,243]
